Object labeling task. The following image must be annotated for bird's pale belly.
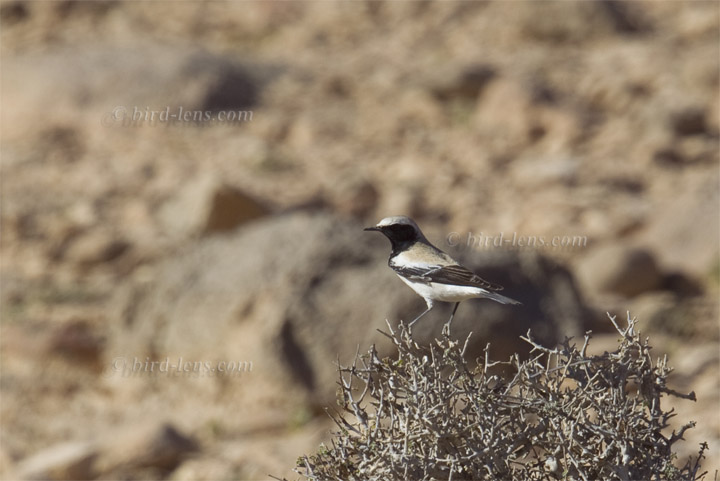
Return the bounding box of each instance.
[397,275,489,302]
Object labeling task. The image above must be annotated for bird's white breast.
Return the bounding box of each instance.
[397,274,491,303]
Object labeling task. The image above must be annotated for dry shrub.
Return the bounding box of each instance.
[286,314,708,481]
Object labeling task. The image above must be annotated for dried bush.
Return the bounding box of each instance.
[288,314,708,481]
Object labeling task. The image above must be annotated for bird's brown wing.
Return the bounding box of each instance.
[392,264,504,291]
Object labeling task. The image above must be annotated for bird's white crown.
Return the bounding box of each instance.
[376,215,420,230]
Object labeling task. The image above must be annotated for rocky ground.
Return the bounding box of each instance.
[1,1,718,479]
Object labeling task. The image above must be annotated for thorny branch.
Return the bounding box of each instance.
[290,313,708,481]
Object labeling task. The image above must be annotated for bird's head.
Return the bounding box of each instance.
[364,216,428,245]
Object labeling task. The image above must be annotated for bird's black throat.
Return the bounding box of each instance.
[377,224,424,257]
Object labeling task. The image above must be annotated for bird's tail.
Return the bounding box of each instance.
[486,291,522,305]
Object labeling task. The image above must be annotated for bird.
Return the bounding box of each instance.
[364,216,520,328]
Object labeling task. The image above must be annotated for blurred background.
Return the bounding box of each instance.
[1,1,718,479]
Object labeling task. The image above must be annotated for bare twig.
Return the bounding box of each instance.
[289,315,707,481]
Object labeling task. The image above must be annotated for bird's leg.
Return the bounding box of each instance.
[408,306,432,327]
[445,302,460,329]
[409,299,434,327]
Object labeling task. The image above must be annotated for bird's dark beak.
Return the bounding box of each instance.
[364,226,380,232]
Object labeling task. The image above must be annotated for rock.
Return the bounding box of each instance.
[639,173,719,277]
[110,212,420,406]
[472,79,531,146]
[677,136,719,165]
[653,147,686,167]
[629,293,717,339]
[53,1,119,21]
[394,88,446,129]
[61,230,130,267]
[38,126,85,164]
[95,422,198,477]
[169,457,237,481]
[213,419,330,480]
[661,271,705,297]
[328,177,379,219]
[425,63,497,102]
[47,319,105,367]
[473,78,582,153]
[195,62,259,114]
[66,201,97,228]
[433,249,593,363]
[16,441,98,481]
[2,44,273,141]
[628,292,677,333]
[203,184,269,234]
[110,212,591,407]
[652,140,716,168]
[158,174,270,238]
[17,423,199,481]
[0,443,13,480]
[577,245,663,297]
[670,106,708,137]
[596,0,652,35]
[518,1,650,43]
[0,1,30,25]
[672,343,719,380]
[511,155,578,187]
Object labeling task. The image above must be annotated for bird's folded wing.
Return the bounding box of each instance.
[393,264,504,291]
